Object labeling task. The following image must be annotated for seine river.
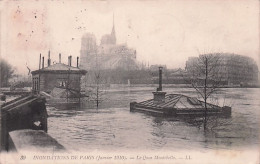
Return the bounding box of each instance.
[47,87,260,152]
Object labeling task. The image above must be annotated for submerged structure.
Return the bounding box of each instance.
[31,52,87,99]
[130,67,231,117]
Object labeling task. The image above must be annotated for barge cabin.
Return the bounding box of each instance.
[31,52,87,98]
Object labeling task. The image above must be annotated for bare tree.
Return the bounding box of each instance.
[185,53,228,131]
[84,70,107,109]
[84,50,108,109]
[93,71,107,108]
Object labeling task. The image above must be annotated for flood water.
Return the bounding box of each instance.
[47,87,260,152]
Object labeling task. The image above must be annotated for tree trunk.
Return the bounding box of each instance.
[96,85,99,109]
[204,58,208,131]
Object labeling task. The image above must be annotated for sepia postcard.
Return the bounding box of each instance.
[0,0,259,163]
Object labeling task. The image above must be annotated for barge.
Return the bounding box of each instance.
[130,67,231,117]
[130,93,231,117]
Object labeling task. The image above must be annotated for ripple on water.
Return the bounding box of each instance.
[47,87,260,151]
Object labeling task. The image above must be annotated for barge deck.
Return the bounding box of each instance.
[130,93,231,117]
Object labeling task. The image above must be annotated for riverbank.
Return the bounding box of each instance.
[108,83,260,89]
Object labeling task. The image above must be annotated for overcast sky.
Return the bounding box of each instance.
[0,0,259,74]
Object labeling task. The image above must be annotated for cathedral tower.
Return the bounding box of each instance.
[101,14,116,45]
[110,13,116,45]
[80,33,97,68]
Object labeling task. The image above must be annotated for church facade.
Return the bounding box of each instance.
[80,19,138,71]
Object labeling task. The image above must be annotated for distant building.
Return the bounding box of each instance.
[80,17,138,71]
[149,65,167,72]
[150,67,190,84]
[31,55,86,96]
[185,53,259,85]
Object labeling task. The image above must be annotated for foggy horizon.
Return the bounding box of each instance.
[0,0,259,74]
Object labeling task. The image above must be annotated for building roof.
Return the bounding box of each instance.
[138,94,220,110]
[31,63,87,75]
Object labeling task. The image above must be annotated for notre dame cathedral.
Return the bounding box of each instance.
[79,17,139,71]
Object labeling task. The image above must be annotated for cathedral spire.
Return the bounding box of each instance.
[113,13,114,27]
[111,13,116,44]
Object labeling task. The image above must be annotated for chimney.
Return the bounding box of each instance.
[70,56,72,66]
[42,56,44,69]
[77,56,79,68]
[47,50,51,66]
[59,53,61,63]
[152,67,166,104]
[68,56,72,66]
[39,53,41,70]
[157,66,163,91]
